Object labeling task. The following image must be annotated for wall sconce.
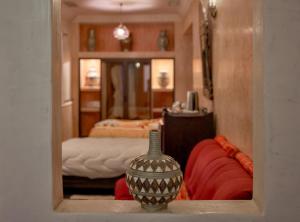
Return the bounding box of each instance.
[208,0,217,18]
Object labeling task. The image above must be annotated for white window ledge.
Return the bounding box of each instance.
[56,199,261,215]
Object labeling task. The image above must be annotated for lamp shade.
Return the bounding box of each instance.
[113,23,130,40]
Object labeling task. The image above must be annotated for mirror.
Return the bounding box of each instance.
[200,13,214,100]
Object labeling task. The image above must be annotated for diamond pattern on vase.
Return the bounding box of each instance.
[128,176,182,196]
[159,179,167,193]
[167,178,174,192]
[166,160,175,171]
[131,156,180,173]
[151,179,159,192]
[136,178,143,191]
[136,160,144,170]
[143,160,151,171]
[150,160,158,171]
[126,130,183,211]
[142,196,149,204]
[143,179,151,192]
[150,197,157,205]
[159,197,166,204]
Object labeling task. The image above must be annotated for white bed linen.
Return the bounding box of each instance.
[62,137,148,179]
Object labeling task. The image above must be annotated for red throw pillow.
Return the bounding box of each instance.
[184,139,217,181]
[114,178,133,200]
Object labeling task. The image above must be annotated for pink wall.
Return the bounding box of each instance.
[211,0,253,156]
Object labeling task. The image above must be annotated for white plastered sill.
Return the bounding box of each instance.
[56,199,261,215]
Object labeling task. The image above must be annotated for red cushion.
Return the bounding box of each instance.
[185,141,227,198]
[115,139,253,201]
[114,177,133,200]
[184,139,217,181]
[185,140,252,200]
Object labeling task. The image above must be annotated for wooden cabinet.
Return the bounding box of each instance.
[79,59,101,137]
[161,109,216,172]
[152,89,174,118]
[80,111,100,137]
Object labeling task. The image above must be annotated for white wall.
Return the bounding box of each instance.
[261,0,300,219]
[0,0,300,221]
[61,21,72,104]
[61,20,73,141]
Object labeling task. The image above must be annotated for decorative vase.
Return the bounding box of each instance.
[85,67,99,87]
[126,130,183,212]
[157,71,170,89]
[120,33,133,51]
[157,30,169,51]
[87,29,96,51]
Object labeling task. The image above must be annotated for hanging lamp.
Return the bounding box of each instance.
[113,3,130,40]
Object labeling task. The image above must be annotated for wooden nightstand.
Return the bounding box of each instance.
[161,109,216,172]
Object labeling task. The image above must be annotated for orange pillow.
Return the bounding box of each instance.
[215,135,240,158]
[176,182,190,200]
[215,135,253,176]
[235,152,253,176]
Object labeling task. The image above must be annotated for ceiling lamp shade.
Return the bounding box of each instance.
[113,2,130,40]
[113,23,130,40]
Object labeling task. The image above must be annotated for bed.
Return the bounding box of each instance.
[62,119,160,195]
[62,137,148,179]
[62,137,148,195]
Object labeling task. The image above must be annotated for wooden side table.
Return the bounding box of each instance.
[161,109,216,172]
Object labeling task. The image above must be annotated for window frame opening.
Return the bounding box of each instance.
[52,0,265,215]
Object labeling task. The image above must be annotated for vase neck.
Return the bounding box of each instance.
[148,130,162,157]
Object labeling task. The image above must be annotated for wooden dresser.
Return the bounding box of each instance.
[161,109,216,172]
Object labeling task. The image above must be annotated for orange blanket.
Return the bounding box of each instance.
[89,119,161,138]
[89,126,149,138]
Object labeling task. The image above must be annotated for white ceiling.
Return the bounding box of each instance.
[62,0,189,20]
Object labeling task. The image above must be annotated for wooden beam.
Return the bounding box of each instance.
[51,0,63,209]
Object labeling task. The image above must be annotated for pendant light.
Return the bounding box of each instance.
[113,3,130,40]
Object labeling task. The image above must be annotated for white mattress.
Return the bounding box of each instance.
[62,137,148,179]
